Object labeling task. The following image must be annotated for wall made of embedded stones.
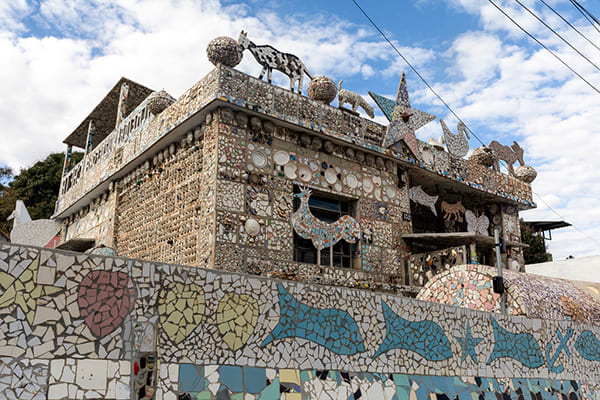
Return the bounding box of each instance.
[1,243,600,400]
[62,190,117,248]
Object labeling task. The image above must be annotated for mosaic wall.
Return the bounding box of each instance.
[166,365,600,400]
[417,264,600,325]
[57,65,533,221]
[2,243,600,399]
[62,190,117,247]
[114,126,206,266]
[211,106,410,285]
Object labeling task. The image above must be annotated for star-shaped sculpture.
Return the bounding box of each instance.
[455,322,483,363]
[369,72,436,158]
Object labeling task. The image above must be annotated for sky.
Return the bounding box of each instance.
[1,0,600,260]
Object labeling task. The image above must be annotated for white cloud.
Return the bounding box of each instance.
[1,0,599,261]
[0,0,407,171]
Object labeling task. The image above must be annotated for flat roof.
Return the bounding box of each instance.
[63,77,154,149]
[523,220,571,232]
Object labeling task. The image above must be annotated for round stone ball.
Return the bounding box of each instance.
[206,36,243,67]
[515,165,537,183]
[146,90,175,115]
[469,146,495,167]
[307,76,337,104]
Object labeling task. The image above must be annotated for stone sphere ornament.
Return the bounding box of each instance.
[307,76,337,104]
[207,36,243,67]
[515,165,537,183]
[146,90,175,115]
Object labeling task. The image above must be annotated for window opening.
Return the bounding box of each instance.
[292,186,358,268]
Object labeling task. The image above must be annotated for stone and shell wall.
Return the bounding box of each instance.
[62,105,528,293]
[57,66,534,221]
[418,264,600,325]
[1,243,600,399]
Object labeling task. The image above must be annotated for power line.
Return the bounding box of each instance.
[570,0,600,35]
[350,0,487,148]
[538,0,600,54]
[532,191,600,247]
[350,0,600,250]
[511,0,600,72]
[487,0,600,95]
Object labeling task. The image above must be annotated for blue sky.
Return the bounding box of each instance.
[1,0,600,260]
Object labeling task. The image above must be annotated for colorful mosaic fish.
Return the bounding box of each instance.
[374,301,452,361]
[575,331,600,362]
[487,317,544,368]
[261,284,365,355]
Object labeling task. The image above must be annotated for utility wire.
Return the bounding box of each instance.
[351,0,600,250]
[512,0,600,72]
[350,0,487,147]
[538,0,600,54]
[487,0,600,95]
[570,0,600,35]
[532,191,600,247]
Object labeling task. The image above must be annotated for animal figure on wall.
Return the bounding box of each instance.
[465,210,490,236]
[487,140,525,176]
[337,81,375,118]
[441,200,466,222]
[409,186,439,216]
[440,119,470,158]
[291,187,360,251]
[238,31,313,94]
[8,200,61,247]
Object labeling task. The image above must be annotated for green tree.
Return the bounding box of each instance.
[0,152,83,237]
[0,167,15,238]
[520,220,551,264]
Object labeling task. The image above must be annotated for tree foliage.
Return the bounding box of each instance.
[520,220,551,264]
[0,152,83,237]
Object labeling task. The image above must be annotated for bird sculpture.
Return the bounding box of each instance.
[8,200,61,247]
[291,188,360,266]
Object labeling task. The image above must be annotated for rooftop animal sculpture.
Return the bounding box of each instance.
[291,187,360,266]
[409,186,439,216]
[440,119,470,158]
[487,141,525,176]
[238,30,313,94]
[8,200,61,247]
[337,81,374,118]
[428,136,445,150]
[441,200,466,222]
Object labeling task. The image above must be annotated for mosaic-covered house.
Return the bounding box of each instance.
[6,34,600,400]
[53,35,536,295]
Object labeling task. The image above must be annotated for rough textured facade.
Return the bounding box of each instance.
[1,243,600,400]
[55,65,534,294]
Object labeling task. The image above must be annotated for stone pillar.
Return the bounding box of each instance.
[469,242,478,264]
[85,120,95,155]
[62,145,73,175]
[115,82,129,130]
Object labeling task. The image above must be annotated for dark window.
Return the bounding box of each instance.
[292,186,358,268]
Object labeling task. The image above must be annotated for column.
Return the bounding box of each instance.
[115,82,129,130]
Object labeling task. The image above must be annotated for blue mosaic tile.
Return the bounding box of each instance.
[374,301,452,361]
[261,284,365,355]
[179,364,205,392]
[487,317,544,368]
[575,330,600,362]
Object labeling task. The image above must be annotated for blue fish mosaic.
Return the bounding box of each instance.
[487,317,545,368]
[261,284,365,355]
[374,301,453,361]
[575,330,600,362]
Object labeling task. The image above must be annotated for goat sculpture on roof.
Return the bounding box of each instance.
[238,31,313,94]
